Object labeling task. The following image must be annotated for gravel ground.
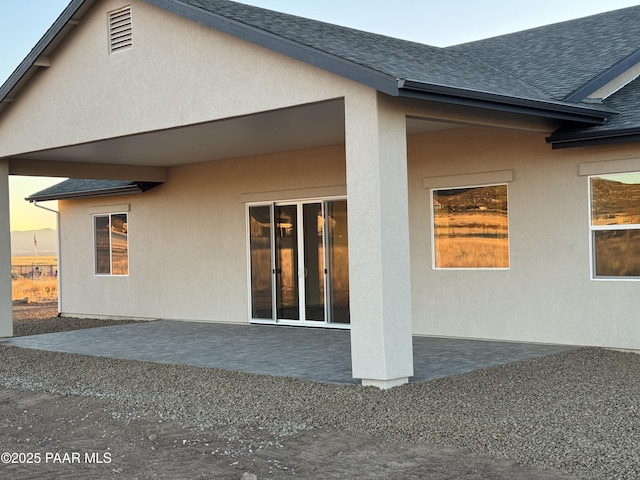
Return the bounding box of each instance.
[12,302,139,336]
[3,310,640,479]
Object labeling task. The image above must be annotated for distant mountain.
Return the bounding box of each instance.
[434,185,508,213]
[591,178,640,221]
[10,228,57,256]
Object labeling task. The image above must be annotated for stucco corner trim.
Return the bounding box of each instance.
[88,203,130,214]
[422,170,514,189]
[578,158,640,176]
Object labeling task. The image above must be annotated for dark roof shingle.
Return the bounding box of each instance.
[450,6,640,102]
[177,0,570,102]
[26,179,162,201]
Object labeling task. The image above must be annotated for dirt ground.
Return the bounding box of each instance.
[0,304,581,480]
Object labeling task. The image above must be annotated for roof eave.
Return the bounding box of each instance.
[1,0,402,111]
[563,48,640,103]
[398,79,614,125]
[546,127,640,149]
[26,182,161,202]
[0,0,94,114]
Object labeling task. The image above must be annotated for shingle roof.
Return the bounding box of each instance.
[26,179,162,201]
[547,77,640,148]
[176,0,640,144]
[160,0,611,123]
[450,6,640,102]
[179,0,550,101]
[3,0,640,148]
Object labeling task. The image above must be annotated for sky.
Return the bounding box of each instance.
[2,0,639,231]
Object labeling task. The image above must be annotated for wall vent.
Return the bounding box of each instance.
[108,6,132,54]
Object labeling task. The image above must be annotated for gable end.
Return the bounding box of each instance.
[144,0,400,95]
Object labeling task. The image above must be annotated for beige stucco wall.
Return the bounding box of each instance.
[0,0,358,157]
[6,0,639,351]
[58,144,346,321]
[408,126,640,350]
[58,123,640,351]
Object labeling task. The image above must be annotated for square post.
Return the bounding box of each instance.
[0,160,13,338]
[344,90,413,388]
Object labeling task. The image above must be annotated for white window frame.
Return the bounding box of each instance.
[588,172,640,281]
[93,212,129,276]
[430,182,510,270]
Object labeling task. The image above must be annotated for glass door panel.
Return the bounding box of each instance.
[275,205,299,320]
[303,203,325,321]
[249,205,273,319]
[327,200,350,324]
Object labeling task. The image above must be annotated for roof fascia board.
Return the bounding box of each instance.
[143,0,400,95]
[546,127,640,149]
[564,48,640,103]
[0,0,92,107]
[398,80,613,125]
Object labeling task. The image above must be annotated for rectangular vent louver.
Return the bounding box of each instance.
[109,6,132,53]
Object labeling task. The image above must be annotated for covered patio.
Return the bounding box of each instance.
[5,320,575,384]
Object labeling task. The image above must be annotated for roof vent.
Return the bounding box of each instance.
[108,6,132,54]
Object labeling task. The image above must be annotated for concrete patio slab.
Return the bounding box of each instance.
[6,320,576,384]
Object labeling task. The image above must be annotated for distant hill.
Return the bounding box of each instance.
[11,228,57,256]
[434,185,508,212]
[591,177,640,222]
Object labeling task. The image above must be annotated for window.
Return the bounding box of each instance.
[94,213,128,275]
[432,184,509,269]
[590,172,640,279]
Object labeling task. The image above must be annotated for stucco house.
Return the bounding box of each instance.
[2,0,640,388]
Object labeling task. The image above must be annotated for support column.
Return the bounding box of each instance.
[345,90,413,388]
[0,160,13,338]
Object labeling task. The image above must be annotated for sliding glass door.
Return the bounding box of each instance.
[248,205,273,319]
[275,204,299,320]
[248,199,349,326]
[303,203,325,321]
[326,200,350,324]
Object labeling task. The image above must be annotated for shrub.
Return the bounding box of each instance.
[12,278,58,303]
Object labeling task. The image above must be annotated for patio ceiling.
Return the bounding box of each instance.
[7,99,457,173]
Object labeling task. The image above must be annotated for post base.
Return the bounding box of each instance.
[360,377,409,389]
